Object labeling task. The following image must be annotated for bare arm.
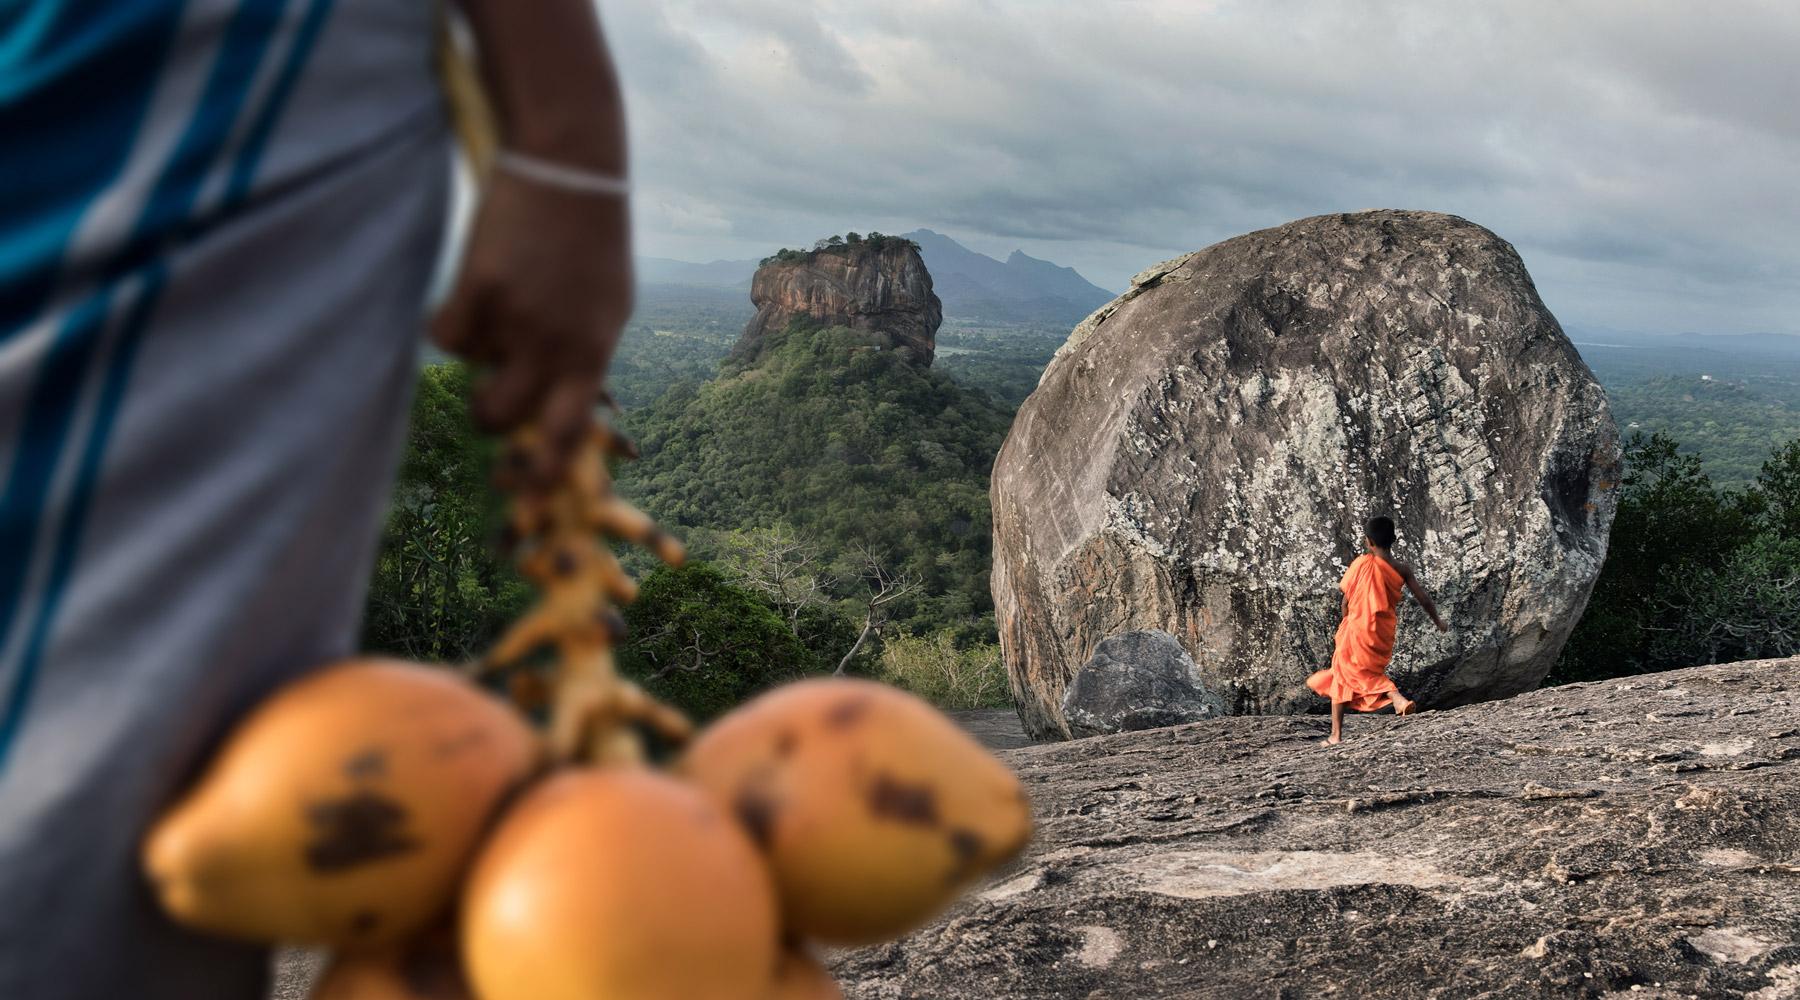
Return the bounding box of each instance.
[1399,564,1448,631]
[436,0,632,480]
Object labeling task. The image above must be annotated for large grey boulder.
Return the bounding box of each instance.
[1060,630,1225,737]
[992,210,1622,739]
[834,658,1800,999]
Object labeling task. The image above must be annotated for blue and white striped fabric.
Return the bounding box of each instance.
[0,2,449,995]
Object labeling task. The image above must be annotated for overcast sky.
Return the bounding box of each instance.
[593,0,1798,336]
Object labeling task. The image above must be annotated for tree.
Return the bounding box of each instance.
[617,562,825,720]
[1648,535,1800,668]
[1755,439,1800,540]
[1554,432,1788,683]
[878,630,1009,709]
[718,524,836,638]
[834,544,922,675]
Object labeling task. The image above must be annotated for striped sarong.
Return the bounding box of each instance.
[0,2,450,995]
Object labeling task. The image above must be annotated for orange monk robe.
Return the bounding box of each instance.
[1306,553,1406,712]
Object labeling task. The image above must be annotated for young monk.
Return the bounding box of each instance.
[1307,515,1448,745]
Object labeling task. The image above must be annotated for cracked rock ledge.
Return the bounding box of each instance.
[834,658,1800,1000]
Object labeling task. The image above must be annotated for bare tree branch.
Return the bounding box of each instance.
[835,543,922,676]
[721,525,837,636]
[645,626,729,681]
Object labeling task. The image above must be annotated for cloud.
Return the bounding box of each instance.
[594,0,1799,334]
[701,2,875,94]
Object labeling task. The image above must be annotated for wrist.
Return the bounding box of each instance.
[499,98,626,175]
[454,0,628,173]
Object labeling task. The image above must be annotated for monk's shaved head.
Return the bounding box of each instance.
[1365,515,1396,548]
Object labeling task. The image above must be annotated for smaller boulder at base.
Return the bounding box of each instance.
[1061,630,1226,738]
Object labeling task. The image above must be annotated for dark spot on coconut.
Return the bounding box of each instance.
[868,774,939,826]
[304,792,421,872]
[774,729,799,758]
[342,747,386,781]
[825,697,871,730]
[734,788,779,849]
[351,910,381,935]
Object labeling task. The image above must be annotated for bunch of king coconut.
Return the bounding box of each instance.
[142,421,1032,1000]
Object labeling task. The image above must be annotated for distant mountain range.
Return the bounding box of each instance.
[636,256,760,287]
[636,229,1116,327]
[900,229,1115,325]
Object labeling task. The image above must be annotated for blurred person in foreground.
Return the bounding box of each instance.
[0,1,630,995]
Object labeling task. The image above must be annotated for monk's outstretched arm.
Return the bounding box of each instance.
[1400,566,1448,631]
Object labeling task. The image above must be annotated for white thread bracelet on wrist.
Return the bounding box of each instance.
[495,150,632,197]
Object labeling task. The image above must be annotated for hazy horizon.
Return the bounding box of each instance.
[594,0,1797,338]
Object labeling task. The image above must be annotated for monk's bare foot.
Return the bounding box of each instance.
[1320,734,1342,746]
[1393,696,1417,716]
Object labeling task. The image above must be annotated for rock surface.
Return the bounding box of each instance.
[951,709,1042,752]
[1062,630,1226,738]
[734,240,942,365]
[992,210,1621,739]
[834,658,1800,999]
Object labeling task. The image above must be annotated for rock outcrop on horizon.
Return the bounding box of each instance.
[835,657,1800,998]
[992,210,1622,739]
[732,237,942,366]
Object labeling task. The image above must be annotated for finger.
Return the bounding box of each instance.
[474,360,547,432]
[533,378,601,485]
[431,277,499,364]
[591,298,630,376]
